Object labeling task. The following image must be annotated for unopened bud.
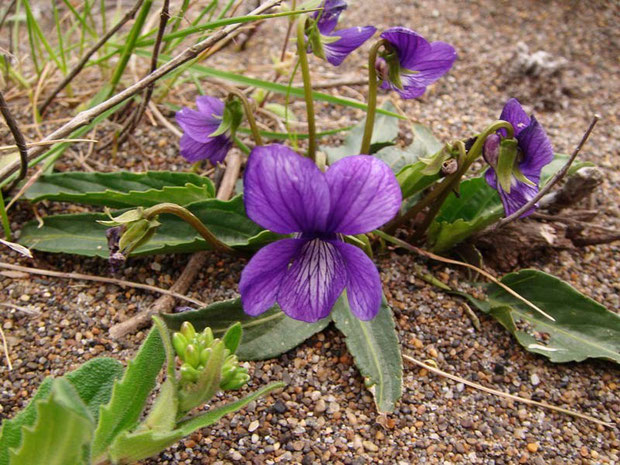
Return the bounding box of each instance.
[199,347,212,366]
[172,332,188,357]
[185,344,200,368]
[221,371,250,391]
[180,364,200,382]
[483,133,501,167]
[375,57,389,82]
[180,321,197,342]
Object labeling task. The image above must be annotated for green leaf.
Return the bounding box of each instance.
[427,177,503,252]
[162,299,330,361]
[9,379,94,465]
[92,327,165,460]
[19,195,278,257]
[331,295,402,413]
[376,122,444,173]
[23,171,215,208]
[0,378,53,465]
[222,322,243,354]
[473,270,620,363]
[323,101,400,163]
[108,382,284,464]
[65,357,124,422]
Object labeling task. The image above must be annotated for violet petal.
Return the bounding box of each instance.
[323,26,377,66]
[179,133,231,163]
[277,238,346,322]
[335,241,382,320]
[175,107,221,143]
[325,155,402,235]
[499,98,530,137]
[314,0,347,35]
[517,115,554,180]
[239,238,304,316]
[244,144,330,234]
[380,26,432,70]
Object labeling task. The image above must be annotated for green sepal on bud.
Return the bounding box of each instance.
[496,138,519,194]
[97,207,161,256]
[305,21,325,60]
[210,98,244,138]
[420,146,452,176]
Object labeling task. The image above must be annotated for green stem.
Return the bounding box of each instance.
[0,190,11,240]
[296,17,316,162]
[143,203,234,253]
[384,120,515,235]
[228,88,263,146]
[360,40,386,154]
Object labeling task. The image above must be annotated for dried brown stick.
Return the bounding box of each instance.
[0,0,17,32]
[109,151,242,339]
[0,262,207,306]
[0,0,284,183]
[490,115,599,231]
[117,0,170,145]
[403,354,614,428]
[38,0,146,115]
[0,90,28,192]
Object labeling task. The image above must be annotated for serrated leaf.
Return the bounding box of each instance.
[331,295,402,413]
[65,357,124,422]
[323,101,400,163]
[0,378,53,465]
[108,382,284,463]
[19,195,279,257]
[468,270,620,363]
[9,379,94,465]
[92,327,165,460]
[162,299,330,361]
[23,171,215,207]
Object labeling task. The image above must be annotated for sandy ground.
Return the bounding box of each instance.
[1,0,619,464]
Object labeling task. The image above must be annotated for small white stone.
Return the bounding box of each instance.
[531,373,541,386]
[248,420,259,432]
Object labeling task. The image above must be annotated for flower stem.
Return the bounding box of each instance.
[384,120,514,235]
[296,17,317,162]
[143,203,234,253]
[360,39,387,154]
[228,88,263,146]
[0,190,11,240]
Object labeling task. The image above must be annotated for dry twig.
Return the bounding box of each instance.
[0,90,28,192]
[1,0,283,185]
[38,0,146,115]
[0,262,207,307]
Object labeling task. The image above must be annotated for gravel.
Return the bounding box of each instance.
[1,0,618,464]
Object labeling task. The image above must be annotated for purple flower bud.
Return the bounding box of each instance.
[483,133,501,167]
[375,57,389,81]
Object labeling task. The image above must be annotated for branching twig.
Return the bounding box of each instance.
[403,354,613,427]
[490,115,599,231]
[117,0,170,145]
[38,0,146,115]
[1,0,283,185]
[0,90,28,192]
[0,262,207,307]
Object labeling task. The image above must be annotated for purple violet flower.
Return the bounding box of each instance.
[310,0,376,66]
[175,96,232,164]
[377,27,456,99]
[484,98,554,217]
[239,144,402,322]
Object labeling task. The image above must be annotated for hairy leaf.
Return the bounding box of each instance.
[9,379,94,465]
[92,328,165,459]
[331,295,402,413]
[23,171,215,207]
[163,299,330,361]
[19,196,279,257]
[108,382,284,463]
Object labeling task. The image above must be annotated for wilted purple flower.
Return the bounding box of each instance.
[377,27,456,99]
[175,96,232,164]
[310,0,376,66]
[484,98,554,217]
[239,145,401,322]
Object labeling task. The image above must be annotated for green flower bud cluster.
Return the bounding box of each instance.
[172,322,249,391]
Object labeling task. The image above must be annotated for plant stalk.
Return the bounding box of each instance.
[296,17,317,161]
[360,40,386,154]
